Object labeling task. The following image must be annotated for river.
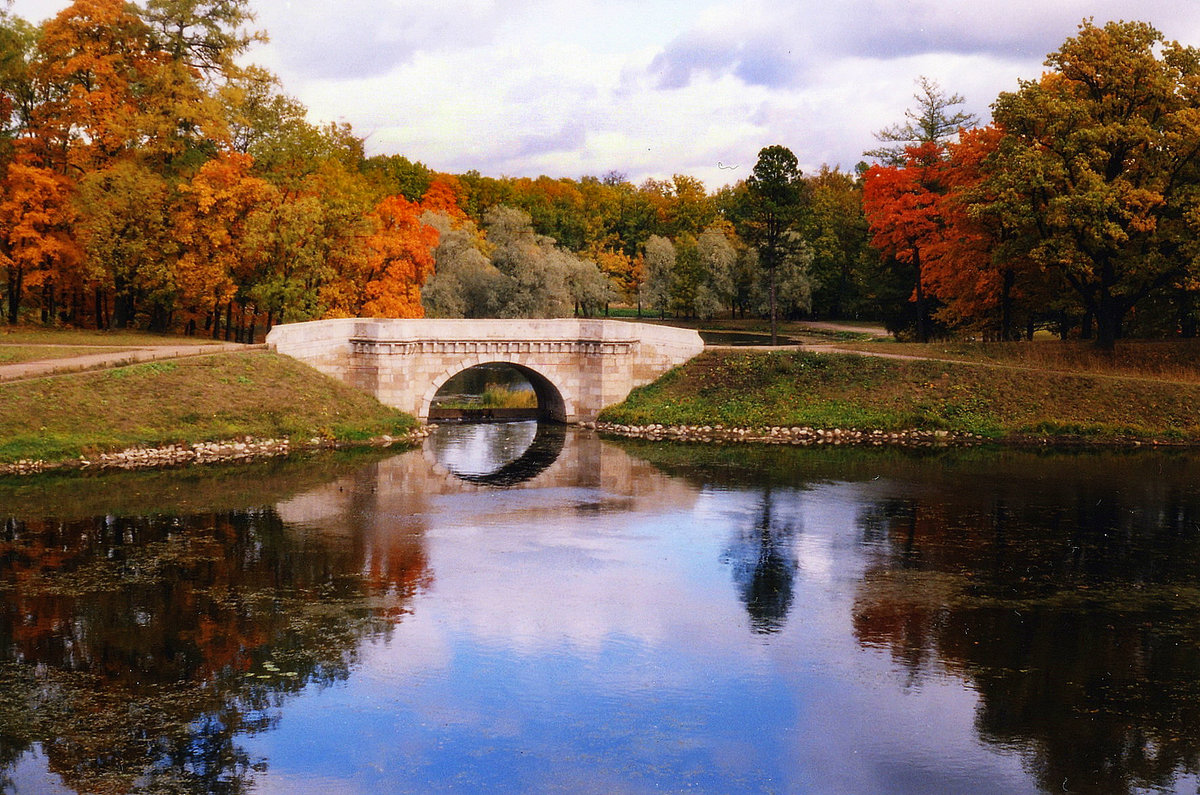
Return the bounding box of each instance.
[2,424,1199,794]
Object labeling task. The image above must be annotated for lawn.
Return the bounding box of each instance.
[0,350,418,463]
[599,348,1200,443]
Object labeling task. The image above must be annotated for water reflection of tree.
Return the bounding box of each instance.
[722,487,798,634]
[0,507,431,794]
[853,481,1200,795]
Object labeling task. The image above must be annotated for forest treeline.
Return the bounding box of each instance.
[1,2,1198,349]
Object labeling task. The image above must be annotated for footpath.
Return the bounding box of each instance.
[0,342,264,383]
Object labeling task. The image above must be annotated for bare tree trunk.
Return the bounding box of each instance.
[7,265,23,324]
[913,251,929,343]
[769,261,778,346]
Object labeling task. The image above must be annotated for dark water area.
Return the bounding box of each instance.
[698,330,797,346]
[2,427,1200,794]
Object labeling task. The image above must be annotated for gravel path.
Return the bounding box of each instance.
[0,342,264,383]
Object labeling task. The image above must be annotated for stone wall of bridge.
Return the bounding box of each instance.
[265,318,705,422]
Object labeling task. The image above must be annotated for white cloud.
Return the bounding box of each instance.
[8,0,1200,188]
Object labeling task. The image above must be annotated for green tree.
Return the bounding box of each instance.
[804,166,871,319]
[363,154,433,201]
[0,10,38,156]
[643,234,675,319]
[745,145,806,344]
[694,226,737,320]
[420,211,500,318]
[865,76,978,165]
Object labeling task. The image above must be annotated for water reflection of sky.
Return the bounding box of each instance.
[431,421,539,477]
[12,437,1200,793]
[244,469,1032,794]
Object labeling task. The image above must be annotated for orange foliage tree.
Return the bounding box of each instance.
[357,195,439,318]
[593,247,644,308]
[0,159,80,323]
[861,142,948,341]
[920,126,1057,340]
[419,174,468,223]
[31,0,163,171]
[174,151,273,336]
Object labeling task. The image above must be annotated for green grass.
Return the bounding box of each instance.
[436,384,538,410]
[0,351,418,463]
[835,339,1200,383]
[599,349,1200,443]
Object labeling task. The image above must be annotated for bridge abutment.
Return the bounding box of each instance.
[266,318,704,422]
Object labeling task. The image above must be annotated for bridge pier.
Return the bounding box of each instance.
[266,319,704,423]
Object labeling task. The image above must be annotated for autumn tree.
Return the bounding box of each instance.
[419,174,467,221]
[582,172,657,257]
[980,20,1200,349]
[593,247,644,313]
[0,160,80,323]
[918,127,1013,338]
[659,174,716,239]
[174,150,272,337]
[861,142,948,341]
[135,0,258,172]
[30,0,163,171]
[358,194,438,318]
[921,125,1060,340]
[74,159,173,329]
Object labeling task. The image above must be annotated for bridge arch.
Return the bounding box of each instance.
[421,358,573,422]
[265,318,705,423]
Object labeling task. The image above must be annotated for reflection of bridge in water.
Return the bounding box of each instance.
[428,422,567,488]
[266,318,704,422]
[274,427,701,535]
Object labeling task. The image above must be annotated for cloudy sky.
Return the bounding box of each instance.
[9,0,1200,189]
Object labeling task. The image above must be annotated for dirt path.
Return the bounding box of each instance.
[0,342,264,383]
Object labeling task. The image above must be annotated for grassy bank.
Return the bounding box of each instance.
[599,349,1200,443]
[0,350,418,464]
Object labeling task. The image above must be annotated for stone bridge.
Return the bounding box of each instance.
[265,318,704,422]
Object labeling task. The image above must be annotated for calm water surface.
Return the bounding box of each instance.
[3,425,1200,794]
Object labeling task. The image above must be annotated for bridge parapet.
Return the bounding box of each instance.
[267,318,704,422]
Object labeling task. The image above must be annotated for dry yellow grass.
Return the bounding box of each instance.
[835,339,1200,384]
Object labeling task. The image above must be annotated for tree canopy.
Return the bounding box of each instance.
[0,7,1197,346]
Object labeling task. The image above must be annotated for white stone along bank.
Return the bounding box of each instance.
[265,318,705,422]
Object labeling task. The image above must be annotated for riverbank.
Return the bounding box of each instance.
[596,348,1200,446]
[5,336,1199,478]
[0,349,423,474]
